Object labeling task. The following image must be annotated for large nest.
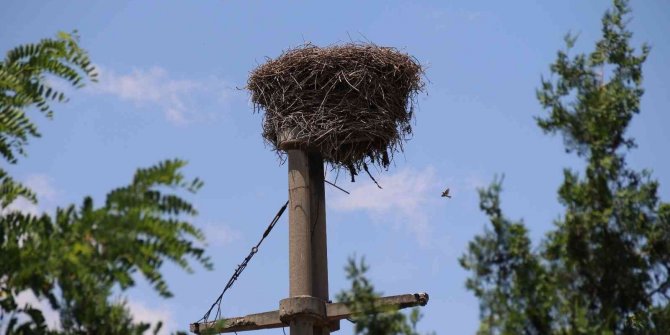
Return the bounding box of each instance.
[247,43,424,180]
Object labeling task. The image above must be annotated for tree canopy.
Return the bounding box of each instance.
[336,257,432,335]
[460,1,670,334]
[0,31,96,208]
[0,32,211,334]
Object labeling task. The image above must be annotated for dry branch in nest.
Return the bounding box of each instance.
[247,43,425,181]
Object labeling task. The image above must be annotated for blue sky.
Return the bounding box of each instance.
[2,1,669,334]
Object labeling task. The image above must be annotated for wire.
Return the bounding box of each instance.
[325,179,350,194]
[195,173,350,330]
[196,200,289,326]
[363,164,382,189]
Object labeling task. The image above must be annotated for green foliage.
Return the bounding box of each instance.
[0,33,210,334]
[337,257,433,335]
[0,30,96,208]
[461,1,670,334]
[1,160,211,334]
[459,177,554,335]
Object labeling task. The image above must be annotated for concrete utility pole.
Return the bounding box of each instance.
[190,148,429,335]
[285,149,331,334]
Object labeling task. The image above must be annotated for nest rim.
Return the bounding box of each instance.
[247,42,425,180]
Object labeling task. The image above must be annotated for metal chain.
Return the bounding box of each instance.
[198,200,289,325]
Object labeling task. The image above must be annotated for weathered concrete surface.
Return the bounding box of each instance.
[190,311,281,333]
[189,149,429,335]
[190,292,429,334]
[288,150,313,298]
[279,295,327,324]
[308,152,331,335]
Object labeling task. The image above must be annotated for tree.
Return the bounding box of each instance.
[459,177,554,335]
[460,1,670,334]
[0,31,95,208]
[336,257,432,335]
[0,32,211,334]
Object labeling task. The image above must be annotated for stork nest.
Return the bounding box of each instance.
[247,43,424,180]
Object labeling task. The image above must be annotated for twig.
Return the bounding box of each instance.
[363,164,382,189]
[325,180,350,194]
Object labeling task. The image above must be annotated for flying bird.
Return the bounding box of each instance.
[441,188,451,198]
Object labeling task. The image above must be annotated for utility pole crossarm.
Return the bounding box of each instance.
[327,293,429,319]
[191,310,282,333]
[190,292,429,334]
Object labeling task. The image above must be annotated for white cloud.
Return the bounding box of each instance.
[93,66,198,125]
[463,174,486,191]
[2,294,176,334]
[25,174,57,202]
[201,223,242,247]
[1,176,60,331]
[329,167,442,246]
[3,197,40,216]
[2,174,58,216]
[126,299,175,335]
[438,172,486,198]
[12,291,61,330]
[4,293,175,334]
[91,66,236,125]
[465,11,482,21]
